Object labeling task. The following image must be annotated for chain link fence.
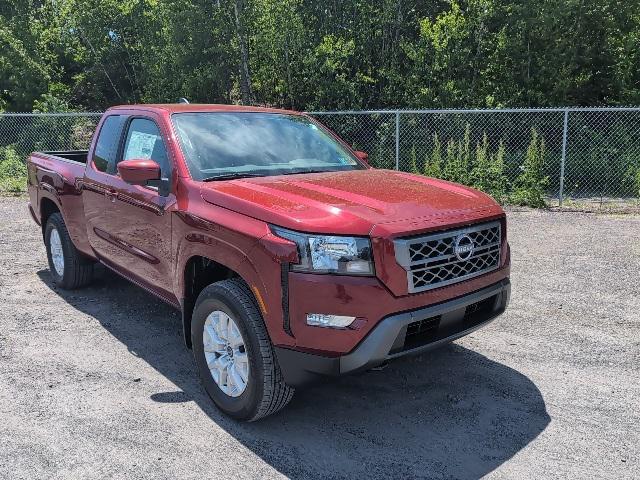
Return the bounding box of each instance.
[1,108,639,209]
[310,108,640,209]
[0,112,103,154]
[0,112,102,193]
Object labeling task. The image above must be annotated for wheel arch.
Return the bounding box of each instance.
[40,196,61,237]
[181,254,267,349]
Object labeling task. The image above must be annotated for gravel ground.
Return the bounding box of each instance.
[0,196,638,479]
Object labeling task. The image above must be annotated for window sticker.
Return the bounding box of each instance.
[126,131,157,159]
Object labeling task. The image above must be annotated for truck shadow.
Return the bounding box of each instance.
[38,268,550,479]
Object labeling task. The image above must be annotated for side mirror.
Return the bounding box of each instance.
[354,150,369,165]
[118,158,161,185]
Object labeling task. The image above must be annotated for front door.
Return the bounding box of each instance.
[100,115,177,302]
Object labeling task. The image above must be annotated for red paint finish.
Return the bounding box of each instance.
[27,152,95,258]
[27,103,511,357]
[117,158,161,184]
[287,263,510,356]
[199,169,501,236]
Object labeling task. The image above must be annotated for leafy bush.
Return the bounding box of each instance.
[469,135,508,203]
[510,128,549,207]
[622,157,640,200]
[442,124,471,185]
[410,145,420,174]
[423,133,442,178]
[0,146,27,194]
[418,126,508,202]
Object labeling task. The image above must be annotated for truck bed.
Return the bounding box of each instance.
[27,150,92,256]
[39,150,89,164]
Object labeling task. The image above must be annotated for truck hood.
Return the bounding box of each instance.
[200,169,504,237]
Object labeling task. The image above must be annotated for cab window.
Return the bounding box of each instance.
[120,118,171,183]
[93,115,127,172]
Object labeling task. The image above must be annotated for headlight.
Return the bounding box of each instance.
[271,226,374,275]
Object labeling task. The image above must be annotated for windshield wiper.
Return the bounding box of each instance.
[279,169,328,176]
[201,173,265,182]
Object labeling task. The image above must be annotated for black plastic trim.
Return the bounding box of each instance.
[281,262,293,337]
[275,278,511,387]
[181,296,194,349]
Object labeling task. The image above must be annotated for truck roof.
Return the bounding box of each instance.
[107,103,302,115]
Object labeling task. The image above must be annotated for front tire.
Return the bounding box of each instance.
[44,212,94,289]
[192,279,294,421]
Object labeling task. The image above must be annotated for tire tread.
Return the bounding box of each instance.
[196,278,294,421]
[46,212,94,289]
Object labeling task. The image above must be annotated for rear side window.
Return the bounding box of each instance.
[93,115,127,172]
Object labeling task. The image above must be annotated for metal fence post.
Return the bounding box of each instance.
[395,111,400,170]
[559,108,569,206]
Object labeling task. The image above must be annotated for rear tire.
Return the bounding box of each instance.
[44,212,94,289]
[192,278,294,421]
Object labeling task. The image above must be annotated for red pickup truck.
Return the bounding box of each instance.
[27,104,510,421]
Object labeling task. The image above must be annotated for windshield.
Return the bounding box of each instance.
[171,112,364,180]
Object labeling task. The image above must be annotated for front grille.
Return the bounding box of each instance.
[394,221,501,293]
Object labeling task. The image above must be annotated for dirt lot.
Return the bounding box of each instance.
[0,196,638,479]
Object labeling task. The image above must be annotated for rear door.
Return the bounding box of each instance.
[100,114,177,302]
[83,114,129,257]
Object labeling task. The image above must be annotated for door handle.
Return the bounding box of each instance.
[105,189,118,203]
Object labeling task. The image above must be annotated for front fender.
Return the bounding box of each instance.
[172,209,297,348]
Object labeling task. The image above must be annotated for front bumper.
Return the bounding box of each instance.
[275,278,510,387]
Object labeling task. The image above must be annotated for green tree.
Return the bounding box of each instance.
[470,135,507,202]
[2,0,640,111]
[511,128,549,207]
